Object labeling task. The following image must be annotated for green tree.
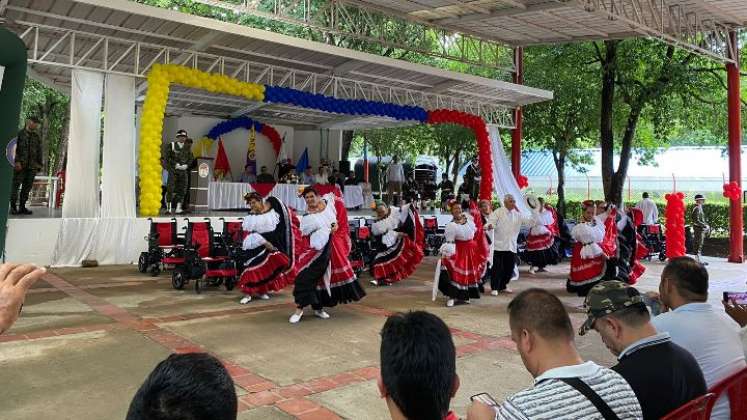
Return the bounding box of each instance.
[523,45,598,217]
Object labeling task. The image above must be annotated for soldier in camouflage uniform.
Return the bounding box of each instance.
[162,129,193,214]
[10,117,43,215]
[691,194,710,265]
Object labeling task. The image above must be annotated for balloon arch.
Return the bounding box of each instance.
[137,64,494,216]
[201,116,283,157]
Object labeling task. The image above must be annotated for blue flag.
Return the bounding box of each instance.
[296,147,309,174]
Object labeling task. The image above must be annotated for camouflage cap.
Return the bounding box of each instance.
[578,280,645,336]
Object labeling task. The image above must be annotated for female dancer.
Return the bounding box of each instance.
[237,193,299,304]
[369,201,424,286]
[435,200,488,307]
[566,200,615,296]
[524,195,560,274]
[290,187,366,323]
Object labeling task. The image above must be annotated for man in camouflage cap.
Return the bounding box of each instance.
[162,129,193,214]
[579,280,707,420]
[10,116,43,215]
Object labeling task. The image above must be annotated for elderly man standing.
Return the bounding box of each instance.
[10,116,42,215]
[486,194,531,295]
[162,129,193,214]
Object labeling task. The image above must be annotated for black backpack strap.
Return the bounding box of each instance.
[558,377,620,420]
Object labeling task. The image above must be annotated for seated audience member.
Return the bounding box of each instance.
[379,311,460,420]
[651,257,746,420]
[238,165,256,183]
[344,170,358,185]
[467,288,642,420]
[315,166,329,185]
[126,353,237,420]
[580,280,706,419]
[302,167,315,185]
[0,263,46,335]
[256,165,275,183]
[723,298,747,355]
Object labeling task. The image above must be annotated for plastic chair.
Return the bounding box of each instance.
[709,366,747,420]
[660,393,716,420]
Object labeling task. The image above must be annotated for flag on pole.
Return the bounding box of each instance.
[277,133,289,164]
[295,147,310,174]
[245,124,257,175]
[213,138,232,181]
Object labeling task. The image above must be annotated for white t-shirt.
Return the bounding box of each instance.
[386,163,405,183]
[635,198,659,225]
[488,207,531,253]
[652,302,747,420]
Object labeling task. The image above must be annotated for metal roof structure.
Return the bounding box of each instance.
[0,0,553,129]
[348,0,747,64]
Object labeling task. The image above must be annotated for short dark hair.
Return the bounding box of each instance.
[380,311,455,420]
[642,192,649,198]
[662,256,708,302]
[607,304,650,328]
[301,186,319,197]
[508,289,574,341]
[126,353,237,420]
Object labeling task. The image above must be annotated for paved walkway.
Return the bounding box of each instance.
[0,256,742,419]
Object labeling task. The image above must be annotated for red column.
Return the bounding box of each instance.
[511,47,523,180]
[727,30,743,263]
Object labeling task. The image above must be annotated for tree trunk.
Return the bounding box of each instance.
[554,152,567,219]
[340,130,354,161]
[599,40,619,203]
[452,150,462,186]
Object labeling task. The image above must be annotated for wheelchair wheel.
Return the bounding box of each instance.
[138,252,148,273]
[225,276,235,291]
[194,278,201,294]
[148,264,161,277]
[172,268,186,290]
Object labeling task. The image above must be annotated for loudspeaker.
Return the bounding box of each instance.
[338,160,351,174]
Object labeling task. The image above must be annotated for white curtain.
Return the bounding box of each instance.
[50,218,149,267]
[101,74,137,218]
[489,125,529,213]
[63,70,103,218]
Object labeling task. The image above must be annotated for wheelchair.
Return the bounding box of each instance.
[138,218,185,277]
[171,220,239,294]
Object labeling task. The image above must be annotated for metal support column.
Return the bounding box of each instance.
[727,30,743,263]
[511,47,523,181]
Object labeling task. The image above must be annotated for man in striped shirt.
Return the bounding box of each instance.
[467,289,642,420]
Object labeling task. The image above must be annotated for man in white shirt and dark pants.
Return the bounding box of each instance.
[652,256,746,420]
[486,194,531,294]
[635,192,658,225]
[385,156,405,205]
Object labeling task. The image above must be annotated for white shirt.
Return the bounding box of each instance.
[653,302,747,420]
[386,163,405,183]
[488,207,530,253]
[495,361,642,420]
[636,198,659,225]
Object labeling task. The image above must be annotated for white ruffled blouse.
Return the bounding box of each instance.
[371,206,402,248]
[439,214,476,257]
[242,209,280,250]
[571,221,606,259]
[300,193,337,251]
[529,208,554,236]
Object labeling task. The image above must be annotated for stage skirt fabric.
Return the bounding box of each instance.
[628,230,649,285]
[438,239,486,301]
[566,242,609,296]
[238,197,299,295]
[524,231,560,268]
[370,206,425,285]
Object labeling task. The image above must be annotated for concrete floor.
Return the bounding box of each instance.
[1,255,743,420]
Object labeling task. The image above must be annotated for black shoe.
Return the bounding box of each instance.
[19,207,33,215]
[10,207,18,215]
